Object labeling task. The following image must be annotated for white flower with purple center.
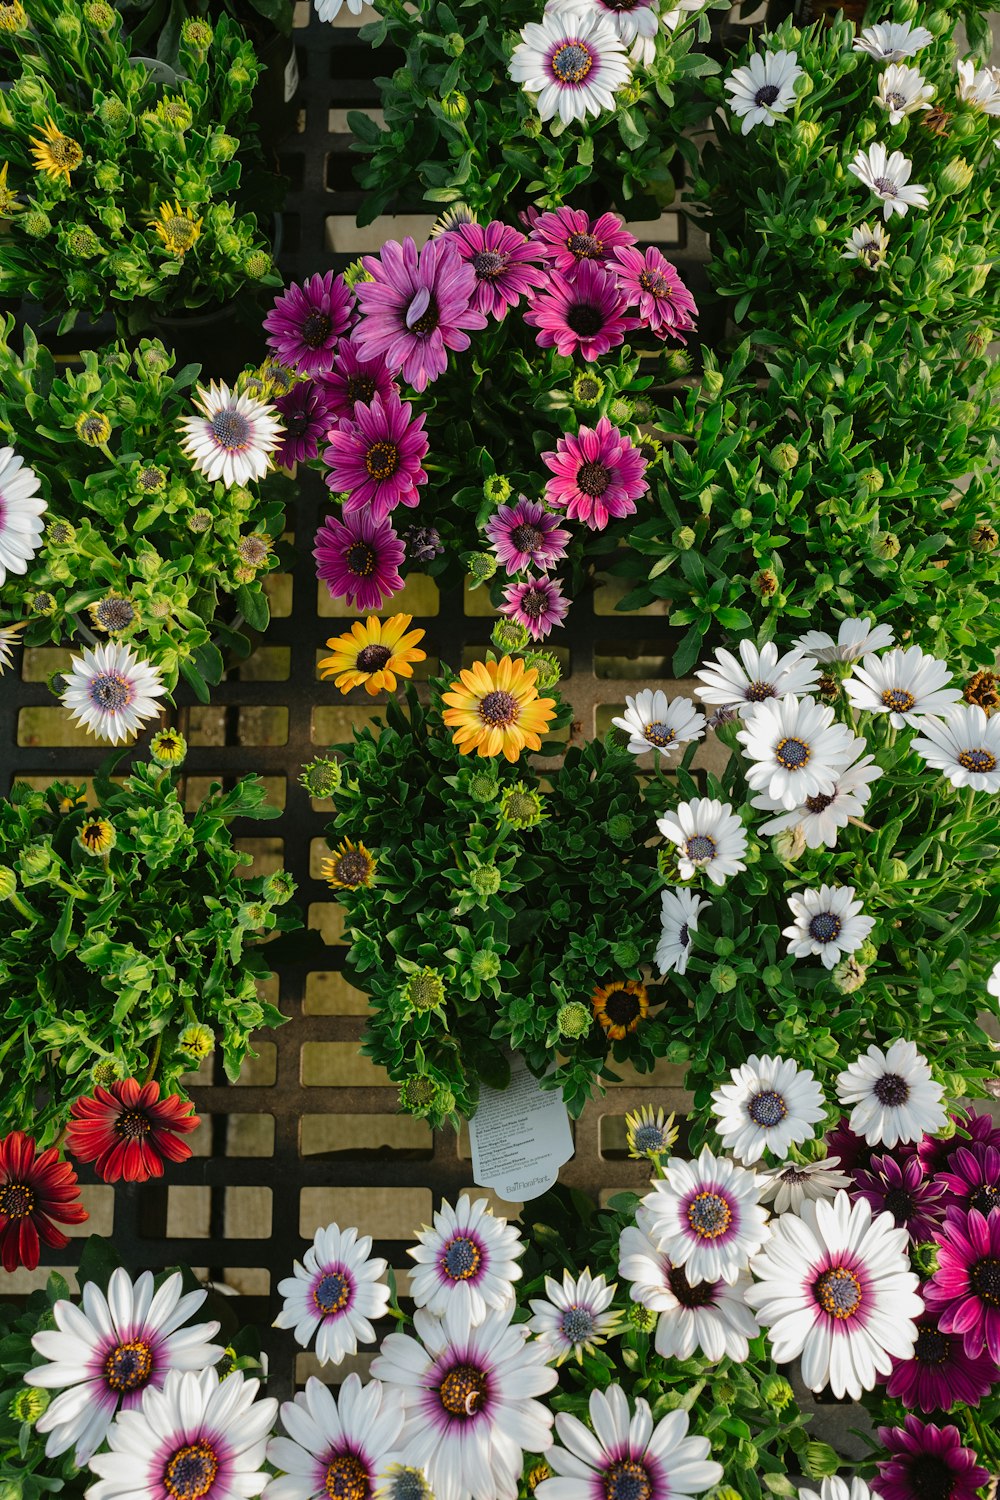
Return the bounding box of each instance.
[656,797,748,887]
[711,1055,827,1165]
[842,221,890,269]
[611,689,706,760]
[910,704,1000,793]
[26,1268,220,1467]
[535,1384,722,1500]
[848,143,929,220]
[528,1269,623,1364]
[854,21,933,60]
[408,1194,523,1327]
[640,1145,770,1286]
[876,63,934,124]
[0,445,46,586]
[845,646,961,729]
[736,695,859,810]
[757,1157,852,1215]
[273,1221,390,1366]
[783,884,875,971]
[178,381,283,489]
[371,1301,556,1500]
[752,751,883,849]
[693,640,820,718]
[794,617,895,664]
[956,57,1000,113]
[263,1373,404,1500]
[60,640,166,745]
[724,48,802,134]
[509,8,632,126]
[835,1039,947,1149]
[654,887,709,977]
[545,0,662,67]
[746,1190,922,1399]
[618,1217,760,1362]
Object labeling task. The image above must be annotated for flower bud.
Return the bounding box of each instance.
[732,507,753,529]
[773,825,807,863]
[760,1375,795,1410]
[832,956,866,994]
[0,868,17,901]
[711,964,737,994]
[444,31,464,54]
[469,864,501,897]
[790,120,821,151]
[244,251,273,280]
[804,1443,841,1481]
[751,568,779,601]
[966,262,991,294]
[762,965,783,988]
[483,473,511,503]
[857,939,879,965]
[402,967,446,1013]
[770,443,799,473]
[209,133,238,161]
[491,618,530,653]
[178,1023,215,1061]
[925,7,950,33]
[299,756,342,798]
[557,1001,592,1039]
[627,1302,656,1332]
[470,949,501,981]
[873,532,901,559]
[467,552,497,584]
[399,1075,439,1116]
[859,468,884,494]
[939,157,973,195]
[702,369,724,399]
[927,254,955,283]
[672,526,696,551]
[53,10,82,40]
[440,91,469,120]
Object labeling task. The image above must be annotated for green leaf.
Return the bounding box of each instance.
[235,583,270,635]
[179,657,211,705]
[50,897,75,959]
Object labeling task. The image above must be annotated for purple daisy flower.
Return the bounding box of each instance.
[939,1144,1000,1219]
[314,508,405,613]
[885,1308,999,1413]
[612,244,699,342]
[542,415,648,531]
[400,524,443,564]
[273,380,339,467]
[919,1109,1000,1177]
[323,391,428,523]
[874,1416,989,1500]
[500,576,569,641]
[826,1116,877,1175]
[321,339,398,429]
[523,258,639,363]
[353,236,487,393]
[485,497,571,575]
[263,272,354,378]
[450,220,547,320]
[926,1207,1000,1362]
[528,206,637,275]
[852,1153,945,1242]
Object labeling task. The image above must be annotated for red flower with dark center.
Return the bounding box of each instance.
[0,1131,88,1271]
[65,1079,199,1184]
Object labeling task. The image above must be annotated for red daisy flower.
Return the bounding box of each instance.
[0,1131,88,1272]
[65,1079,200,1184]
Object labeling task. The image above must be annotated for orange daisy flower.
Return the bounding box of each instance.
[591,980,649,1041]
[319,613,426,697]
[441,655,556,763]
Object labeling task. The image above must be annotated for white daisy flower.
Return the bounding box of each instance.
[656,798,748,886]
[845,646,961,729]
[314,0,367,18]
[659,0,708,32]
[794,617,894,664]
[848,142,929,220]
[655,887,710,976]
[264,1374,404,1500]
[536,1384,723,1500]
[736,695,859,810]
[955,57,1000,113]
[853,21,933,61]
[910,704,1000,792]
[757,1157,852,1215]
[273,1221,390,1366]
[989,960,1000,999]
[509,9,632,126]
[25,1269,220,1467]
[800,1481,874,1500]
[618,1218,760,1362]
[876,63,934,123]
[783,884,875,971]
[528,1269,622,1364]
[0,621,26,676]
[724,48,802,134]
[746,1190,922,1399]
[371,1301,556,1500]
[710,1055,827,1165]
[0,445,46,586]
[835,1038,947,1148]
[842,221,890,268]
[752,751,883,849]
[693,640,820,719]
[408,1194,523,1327]
[611,689,705,760]
[545,0,663,67]
[86,1367,278,1500]
[60,640,165,745]
[640,1145,770,1286]
[178,381,283,489]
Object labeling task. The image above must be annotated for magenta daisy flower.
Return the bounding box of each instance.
[612,244,699,341]
[524,258,638,363]
[852,1153,944,1242]
[323,391,428,522]
[885,1309,999,1414]
[321,340,398,428]
[542,415,648,531]
[273,380,339,467]
[939,1144,1000,1220]
[874,1416,989,1500]
[485,497,571,574]
[920,1109,1000,1177]
[314,509,405,612]
[353,236,487,393]
[528,206,637,275]
[926,1207,1000,1361]
[264,272,354,377]
[826,1116,877,1175]
[500,576,569,641]
[449,220,547,320]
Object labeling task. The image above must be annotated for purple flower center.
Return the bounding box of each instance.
[113,1108,151,1140]
[88,670,133,713]
[301,310,334,348]
[775,736,810,769]
[677,922,690,948]
[438,1362,488,1418]
[603,0,641,11]
[638,269,669,297]
[566,301,605,337]
[510,523,545,554]
[754,83,781,106]
[104,1339,153,1393]
[209,409,251,451]
[560,1305,597,1342]
[163,1440,219,1500]
[576,460,610,497]
[364,440,399,481]
[904,1455,958,1500]
[346,542,377,578]
[814,1265,862,1319]
[94,597,136,632]
[747,1089,787,1128]
[566,231,603,259]
[686,1190,732,1239]
[550,42,594,85]
[472,249,510,281]
[873,177,899,196]
[746,680,776,702]
[346,374,377,406]
[478,690,519,727]
[914,1327,950,1365]
[602,1459,652,1500]
[518,587,549,620]
[323,1451,370,1500]
[356,644,393,673]
[873,1073,910,1107]
[643,721,676,749]
[685,834,716,863]
[808,912,841,943]
[970,1255,1000,1307]
[881,688,915,714]
[958,748,997,773]
[313,1271,350,1314]
[805,792,834,813]
[969,1184,1000,1216]
[666,1263,718,1307]
[0,1182,33,1219]
[441,1234,481,1281]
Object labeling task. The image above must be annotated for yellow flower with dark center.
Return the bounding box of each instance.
[319,614,426,697]
[78,816,116,855]
[322,838,376,890]
[149,729,187,767]
[591,979,649,1041]
[0,162,20,218]
[58,789,87,813]
[442,656,556,764]
[625,1105,678,1161]
[75,411,112,446]
[30,118,84,182]
[150,202,202,256]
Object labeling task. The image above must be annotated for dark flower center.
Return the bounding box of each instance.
[163,1440,219,1500]
[439,1362,488,1417]
[643,722,676,748]
[577,460,610,497]
[472,249,510,280]
[805,792,834,813]
[775,736,810,769]
[969,1184,1000,1216]
[301,310,333,348]
[345,542,377,578]
[637,269,669,297]
[666,1263,718,1307]
[287,410,312,437]
[518,587,549,620]
[441,1234,481,1281]
[685,834,717,863]
[958,748,997,774]
[0,1182,34,1219]
[603,987,642,1027]
[873,1073,910,1107]
[566,231,603,259]
[881,688,915,714]
[356,644,393,672]
[633,1122,667,1153]
[883,1186,915,1223]
[104,1339,154,1393]
[754,83,781,106]
[747,1089,787,1128]
[324,1453,370,1500]
[746,680,776,702]
[686,1190,732,1239]
[364,440,399,481]
[566,302,605,337]
[332,850,371,885]
[905,1454,959,1500]
[873,176,898,196]
[970,1256,1000,1306]
[510,523,545,554]
[560,1306,597,1342]
[808,912,841,943]
[478,689,519,727]
[884,90,905,109]
[914,1327,951,1365]
[313,1271,350,1314]
[89,672,132,712]
[677,922,690,948]
[814,1265,862,1319]
[407,295,439,336]
[345,374,377,406]
[209,409,251,450]
[550,42,594,84]
[602,1460,652,1500]
[113,1108,151,1140]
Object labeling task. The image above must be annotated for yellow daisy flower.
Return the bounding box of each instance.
[442,655,556,763]
[0,162,20,218]
[319,614,426,697]
[77,816,116,855]
[150,201,202,256]
[625,1105,679,1162]
[0,1,26,33]
[30,118,84,183]
[322,838,377,890]
[591,979,649,1041]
